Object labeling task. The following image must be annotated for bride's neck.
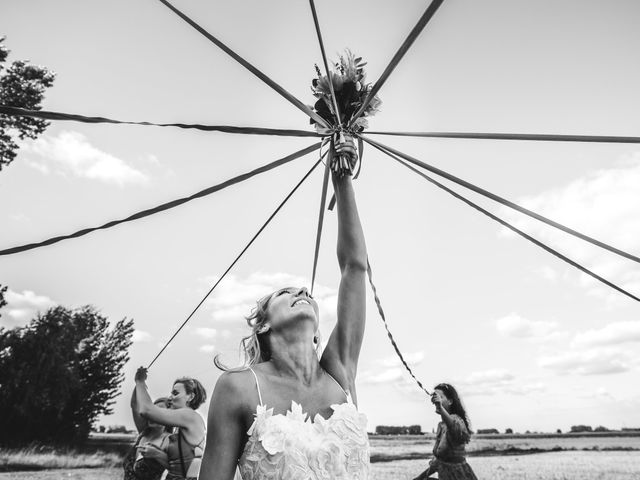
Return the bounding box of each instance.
[268,340,320,386]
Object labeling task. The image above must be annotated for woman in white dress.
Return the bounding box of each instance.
[199,135,370,480]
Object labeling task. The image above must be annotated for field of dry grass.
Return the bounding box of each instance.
[0,446,121,472]
[1,452,639,480]
[1,433,638,479]
[369,432,640,462]
[372,451,640,480]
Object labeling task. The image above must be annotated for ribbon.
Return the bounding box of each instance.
[370,141,640,303]
[310,145,332,294]
[367,259,432,396]
[365,130,640,144]
[156,0,330,129]
[362,136,640,265]
[348,0,446,128]
[308,0,342,126]
[0,143,321,256]
[0,105,321,137]
[148,157,324,368]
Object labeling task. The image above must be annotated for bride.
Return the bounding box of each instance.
[199,135,370,480]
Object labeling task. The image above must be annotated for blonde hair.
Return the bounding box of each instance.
[214,291,273,372]
[214,288,322,372]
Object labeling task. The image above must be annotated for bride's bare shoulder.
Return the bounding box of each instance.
[215,369,258,397]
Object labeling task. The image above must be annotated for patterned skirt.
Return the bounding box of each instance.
[431,458,478,480]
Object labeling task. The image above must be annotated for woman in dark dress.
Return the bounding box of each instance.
[413,383,478,480]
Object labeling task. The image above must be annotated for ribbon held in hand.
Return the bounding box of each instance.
[330,131,359,178]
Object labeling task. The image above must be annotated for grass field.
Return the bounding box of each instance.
[1,433,638,479]
[373,451,640,480]
[369,433,640,462]
[0,446,121,472]
[1,452,639,480]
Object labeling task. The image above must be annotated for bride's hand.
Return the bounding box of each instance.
[335,135,357,162]
[332,134,358,174]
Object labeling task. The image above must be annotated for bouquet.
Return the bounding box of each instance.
[310,50,381,132]
[310,50,381,176]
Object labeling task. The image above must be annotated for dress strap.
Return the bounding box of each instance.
[248,367,264,406]
[325,371,350,401]
[178,427,206,450]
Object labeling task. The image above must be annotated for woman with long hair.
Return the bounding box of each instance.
[134,369,207,480]
[199,135,370,480]
[413,383,478,480]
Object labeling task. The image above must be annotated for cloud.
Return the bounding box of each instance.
[453,369,546,397]
[363,364,545,399]
[538,347,632,375]
[0,289,57,328]
[360,352,425,389]
[535,265,559,283]
[498,153,640,301]
[360,367,406,384]
[9,213,31,224]
[580,387,616,401]
[538,320,640,376]
[132,330,152,342]
[360,367,429,402]
[376,351,425,368]
[199,345,216,353]
[194,327,218,339]
[572,321,640,348]
[143,154,161,166]
[21,131,149,186]
[462,368,515,386]
[458,368,513,395]
[495,313,566,341]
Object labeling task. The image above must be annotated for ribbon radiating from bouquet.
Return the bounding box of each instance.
[310,50,381,176]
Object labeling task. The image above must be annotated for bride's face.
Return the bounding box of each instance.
[266,287,319,333]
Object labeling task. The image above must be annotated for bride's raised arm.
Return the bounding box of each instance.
[321,136,368,400]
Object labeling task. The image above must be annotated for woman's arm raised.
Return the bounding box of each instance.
[134,367,200,432]
[199,372,247,480]
[130,386,148,433]
[321,137,368,397]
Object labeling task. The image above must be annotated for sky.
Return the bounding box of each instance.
[1,0,639,435]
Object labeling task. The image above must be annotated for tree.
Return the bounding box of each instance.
[0,305,133,445]
[0,284,6,313]
[570,425,593,433]
[375,425,423,435]
[0,36,55,171]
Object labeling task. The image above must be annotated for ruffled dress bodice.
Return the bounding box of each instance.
[237,369,370,480]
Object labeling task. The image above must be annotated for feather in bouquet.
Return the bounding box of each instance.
[310,50,381,175]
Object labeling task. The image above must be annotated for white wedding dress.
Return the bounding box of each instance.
[236,368,370,480]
